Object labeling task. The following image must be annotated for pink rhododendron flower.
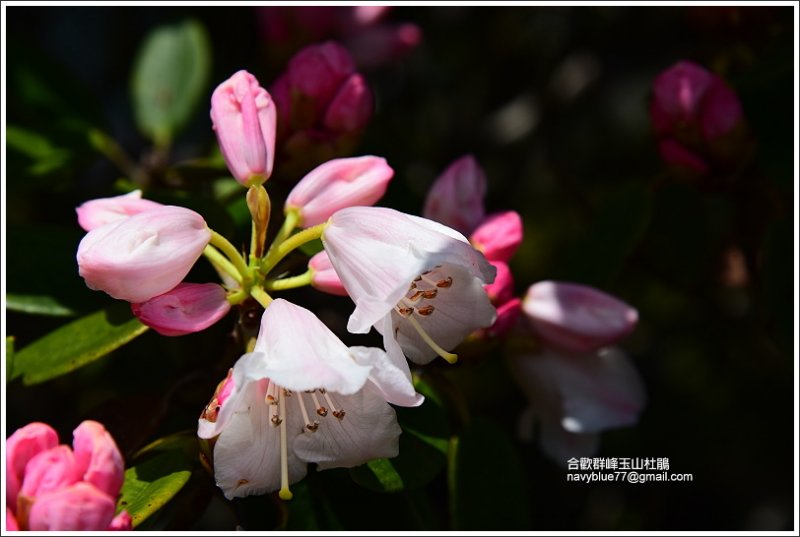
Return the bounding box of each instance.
[470,211,523,263]
[509,346,646,463]
[131,283,232,336]
[77,205,211,303]
[75,190,163,232]
[322,206,496,364]
[5,421,131,531]
[308,251,348,296]
[211,70,277,186]
[198,299,421,500]
[285,156,394,227]
[522,281,638,354]
[423,155,487,235]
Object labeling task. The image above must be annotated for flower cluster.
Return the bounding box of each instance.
[5,421,130,531]
[74,69,498,501]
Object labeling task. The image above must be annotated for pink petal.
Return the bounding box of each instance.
[423,154,487,235]
[6,422,59,510]
[470,211,523,263]
[71,421,125,499]
[76,190,163,232]
[27,482,116,531]
[131,283,231,336]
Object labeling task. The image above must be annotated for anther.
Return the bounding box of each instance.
[421,289,438,299]
[409,282,417,290]
[417,305,435,316]
[270,415,282,427]
[282,388,292,397]
[310,391,328,416]
[306,422,319,432]
[333,410,346,420]
[436,277,453,288]
[323,391,345,421]
[414,275,422,282]
[396,306,414,317]
[407,290,424,302]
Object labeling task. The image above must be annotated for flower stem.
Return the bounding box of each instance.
[226,288,249,305]
[209,230,251,282]
[260,222,327,275]
[250,286,273,308]
[264,270,314,292]
[203,245,243,285]
[264,209,299,261]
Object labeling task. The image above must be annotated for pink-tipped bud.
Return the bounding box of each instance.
[19,446,80,500]
[211,70,277,186]
[308,251,348,296]
[131,283,231,336]
[6,423,59,509]
[470,211,523,263]
[76,190,163,232]
[77,206,211,303]
[423,155,487,235]
[323,73,374,134]
[650,60,743,143]
[523,281,639,354]
[71,421,125,499]
[27,482,117,531]
[286,156,393,227]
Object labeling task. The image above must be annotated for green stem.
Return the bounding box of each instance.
[203,245,243,285]
[226,288,249,305]
[264,269,314,292]
[209,230,251,282]
[250,286,273,308]
[260,222,327,275]
[88,128,144,184]
[264,210,300,261]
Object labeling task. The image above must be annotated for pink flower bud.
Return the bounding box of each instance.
[658,139,710,175]
[483,261,515,306]
[523,281,638,354]
[20,446,80,500]
[650,60,743,142]
[77,206,211,303]
[27,482,117,531]
[211,70,277,186]
[131,283,231,336]
[423,155,487,235]
[6,423,59,509]
[286,156,393,227]
[76,190,163,232]
[108,510,133,530]
[485,297,521,338]
[6,507,19,531]
[470,211,523,263]
[308,251,348,296]
[322,73,374,134]
[71,421,124,499]
[286,42,355,110]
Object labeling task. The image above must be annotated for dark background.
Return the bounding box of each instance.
[5,6,796,531]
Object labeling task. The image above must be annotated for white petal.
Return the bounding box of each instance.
[383,264,496,364]
[510,347,646,435]
[350,344,424,407]
[538,414,600,464]
[292,383,401,470]
[322,207,496,334]
[212,379,306,499]
[252,299,372,394]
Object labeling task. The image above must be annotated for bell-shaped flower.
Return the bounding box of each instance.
[285,156,393,227]
[76,190,163,232]
[422,155,487,235]
[5,421,131,531]
[211,70,277,186]
[509,346,646,463]
[470,211,523,263]
[77,206,211,303]
[522,281,638,354]
[131,283,231,336]
[322,206,497,364]
[308,251,348,296]
[198,299,421,500]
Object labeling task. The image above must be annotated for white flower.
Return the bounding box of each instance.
[509,346,646,464]
[198,299,421,500]
[322,206,497,364]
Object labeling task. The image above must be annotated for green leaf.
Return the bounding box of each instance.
[6,125,72,176]
[11,303,149,385]
[6,293,78,317]
[117,448,194,528]
[6,337,15,382]
[449,417,531,530]
[131,19,211,146]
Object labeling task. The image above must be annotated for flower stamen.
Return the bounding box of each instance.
[405,313,458,364]
[322,391,346,420]
[296,391,319,432]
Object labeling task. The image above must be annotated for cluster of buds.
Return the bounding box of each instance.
[650,60,747,179]
[74,69,499,501]
[415,154,646,463]
[5,421,130,531]
[270,42,375,178]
